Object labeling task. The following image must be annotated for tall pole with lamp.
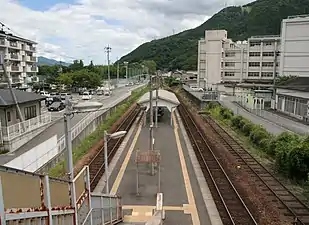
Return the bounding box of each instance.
[103,130,127,194]
[104,46,111,89]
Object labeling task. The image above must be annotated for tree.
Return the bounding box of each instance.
[69,60,84,71]
[57,73,73,87]
[142,60,156,74]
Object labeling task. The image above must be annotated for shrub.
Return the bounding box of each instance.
[242,121,254,136]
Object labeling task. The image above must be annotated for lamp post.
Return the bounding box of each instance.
[103,130,127,194]
[124,62,129,83]
[64,99,103,223]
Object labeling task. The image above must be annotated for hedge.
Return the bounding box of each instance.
[205,102,309,182]
[48,86,149,177]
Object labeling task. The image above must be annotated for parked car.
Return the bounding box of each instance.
[125,82,134,86]
[82,91,92,100]
[40,91,50,97]
[60,93,72,100]
[45,96,62,107]
[97,90,103,95]
[48,102,65,112]
[190,86,203,92]
[104,89,112,96]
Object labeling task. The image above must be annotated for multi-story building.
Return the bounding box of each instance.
[197,30,281,90]
[0,30,39,89]
[280,15,309,77]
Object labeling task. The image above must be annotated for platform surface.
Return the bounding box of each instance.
[106,112,212,225]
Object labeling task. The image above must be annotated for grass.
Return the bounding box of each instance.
[48,86,149,178]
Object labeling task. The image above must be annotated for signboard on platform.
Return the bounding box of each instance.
[135,150,161,163]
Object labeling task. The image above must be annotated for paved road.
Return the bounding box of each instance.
[0,85,139,165]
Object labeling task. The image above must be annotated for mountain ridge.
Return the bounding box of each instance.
[119,0,309,70]
[38,56,70,66]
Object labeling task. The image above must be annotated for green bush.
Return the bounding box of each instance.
[205,103,309,183]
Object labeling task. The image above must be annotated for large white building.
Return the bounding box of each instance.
[197,30,281,90]
[0,30,38,89]
[280,15,309,77]
[275,15,309,122]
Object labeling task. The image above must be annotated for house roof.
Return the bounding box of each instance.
[0,89,46,106]
[138,89,180,105]
[277,77,309,92]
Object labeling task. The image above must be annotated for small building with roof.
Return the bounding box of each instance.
[0,89,51,152]
[137,89,180,125]
[275,77,309,122]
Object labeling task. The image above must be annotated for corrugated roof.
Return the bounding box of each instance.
[277,77,309,92]
[0,89,46,106]
[138,89,180,105]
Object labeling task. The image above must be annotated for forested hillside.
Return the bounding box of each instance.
[119,0,309,70]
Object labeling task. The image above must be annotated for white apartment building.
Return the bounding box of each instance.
[197,30,281,90]
[0,30,38,89]
[280,15,309,77]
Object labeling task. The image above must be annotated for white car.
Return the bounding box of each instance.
[190,86,204,92]
[82,92,92,100]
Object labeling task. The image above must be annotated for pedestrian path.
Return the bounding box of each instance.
[227,101,308,135]
[220,100,289,135]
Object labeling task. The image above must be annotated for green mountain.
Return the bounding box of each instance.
[119,0,309,71]
[38,56,70,66]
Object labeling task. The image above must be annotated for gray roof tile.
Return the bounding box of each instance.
[0,89,45,106]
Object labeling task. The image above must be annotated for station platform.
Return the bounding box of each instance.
[95,110,217,225]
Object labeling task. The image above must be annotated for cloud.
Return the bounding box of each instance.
[0,0,252,64]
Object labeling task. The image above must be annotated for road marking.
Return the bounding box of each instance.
[172,112,200,225]
[110,124,142,195]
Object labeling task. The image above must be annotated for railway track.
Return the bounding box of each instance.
[88,105,142,191]
[201,114,309,225]
[178,103,257,225]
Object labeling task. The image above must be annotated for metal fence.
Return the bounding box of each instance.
[0,165,123,225]
[1,113,52,141]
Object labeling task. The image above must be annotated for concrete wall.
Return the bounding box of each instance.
[36,96,129,174]
[0,100,41,127]
[280,15,309,77]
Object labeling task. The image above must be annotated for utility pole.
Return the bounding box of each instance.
[0,52,25,130]
[116,57,119,85]
[149,75,154,175]
[155,71,159,128]
[104,45,111,89]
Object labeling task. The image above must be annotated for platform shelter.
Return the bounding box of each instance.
[137,89,180,126]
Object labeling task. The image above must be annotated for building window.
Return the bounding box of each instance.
[225,62,235,67]
[262,62,273,67]
[224,72,235,76]
[225,52,235,57]
[7,111,11,122]
[276,51,280,56]
[249,52,260,57]
[200,60,206,63]
[248,72,259,77]
[24,105,37,120]
[262,52,274,57]
[276,62,279,67]
[16,109,19,120]
[264,42,272,46]
[250,42,260,47]
[249,62,260,67]
[261,72,273,77]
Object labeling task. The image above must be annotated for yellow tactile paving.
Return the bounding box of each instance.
[110,124,142,195]
[172,111,201,225]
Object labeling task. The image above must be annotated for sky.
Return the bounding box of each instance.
[0,0,251,65]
